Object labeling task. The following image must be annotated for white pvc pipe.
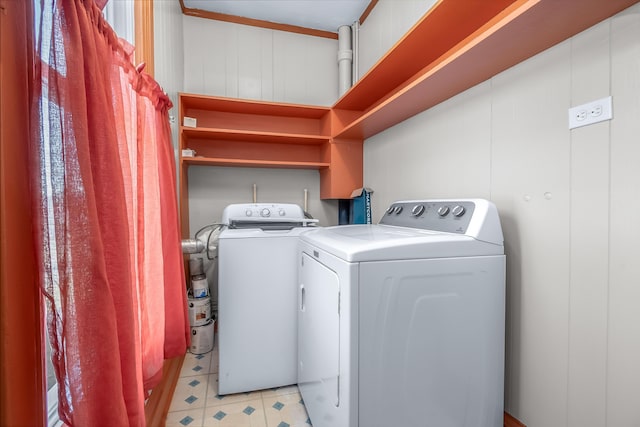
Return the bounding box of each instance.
[338,25,353,96]
[351,21,359,84]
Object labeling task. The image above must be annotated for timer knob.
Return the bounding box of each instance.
[393,206,403,214]
[245,209,253,217]
[386,206,395,214]
[437,206,450,217]
[411,204,425,217]
[260,208,271,217]
[452,205,466,217]
[278,209,286,217]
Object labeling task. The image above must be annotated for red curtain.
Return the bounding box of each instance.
[31,0,190,425]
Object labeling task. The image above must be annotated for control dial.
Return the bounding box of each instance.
[411,204,425,217]
[245,209,253,217]
[278,209,286,217]
[386,206,396,214]
[437,206,450,217]
[260,208,271,217]
[452,205,466,217]
[393,206,403,214]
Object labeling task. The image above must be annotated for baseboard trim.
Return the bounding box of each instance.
[145,355,185,426]
[505,411,527,427]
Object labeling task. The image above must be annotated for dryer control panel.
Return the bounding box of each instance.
[380,200,476,234]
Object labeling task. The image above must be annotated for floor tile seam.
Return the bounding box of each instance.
[261,389,270,427]
[199,371,211,426]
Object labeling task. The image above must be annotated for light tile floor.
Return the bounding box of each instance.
[166,335,312,427]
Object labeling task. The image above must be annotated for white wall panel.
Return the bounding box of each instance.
[364,81,492,218]
[187,166,338,231]
[608,5,640,426]
[153,0,184,170]
[567,20,610,427]
[103,0,134,45]
[357,3,381,81]
[258,29,274,100]
[219,23,240,96]
[273,31,338,105]
[183,16,337,106]
[491,40,572,427]
[273,33,308,104]
[363,4,640,426]
[357,0,437,80]
[154,0,184,102]
[183,16,208,94]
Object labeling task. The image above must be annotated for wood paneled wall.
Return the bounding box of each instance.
[363,4,640,426]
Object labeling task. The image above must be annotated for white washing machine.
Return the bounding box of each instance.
[297,199,505,427]
[218,203,317,395]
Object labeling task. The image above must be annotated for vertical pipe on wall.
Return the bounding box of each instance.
[351,21,359,84]
[338,25,353,96]
[303,188,308,213]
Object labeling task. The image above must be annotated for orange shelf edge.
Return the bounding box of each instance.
[180,92,331,119]
[181,127,330,145]
[182,157,330,169]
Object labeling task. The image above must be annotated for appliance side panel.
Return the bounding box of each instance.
[217,235,299,393]
[358,255,505,427]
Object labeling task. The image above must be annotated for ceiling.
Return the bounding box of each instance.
[181,0,372,33]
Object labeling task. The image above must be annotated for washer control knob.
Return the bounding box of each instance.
[411,204,425,217]
[278,209,286,217]
[245,209,253,217]
[452,205,466,217]
[437,206,450,217]
[386,206,396,214]
[260,208,271,217]
[393,206,404,214]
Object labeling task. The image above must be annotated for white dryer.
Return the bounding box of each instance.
[297,199,505,427]
[217,203,317,395]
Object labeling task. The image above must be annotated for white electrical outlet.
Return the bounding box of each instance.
[568,96,613,129]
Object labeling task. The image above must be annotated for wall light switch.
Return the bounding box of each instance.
[568,96,612,129]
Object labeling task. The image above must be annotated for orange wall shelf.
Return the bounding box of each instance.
[178,0,639,238]
[178,93,362,237]
[334,0,640,140]
[333,0,519,112]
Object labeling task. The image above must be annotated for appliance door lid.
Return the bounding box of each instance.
[298,253,340,408]
[299,225,503,262]
[219,227,314,239]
